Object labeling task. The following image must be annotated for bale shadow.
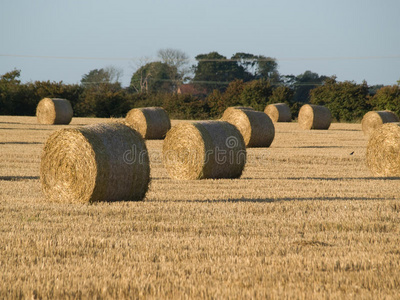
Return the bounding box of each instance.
[0,127,53,131]
[0,176,40,181]
[0,142,43,145]
[293,146,344,149]
[149,196,391,203]
[0,121,23,125]
[285,176,400,181]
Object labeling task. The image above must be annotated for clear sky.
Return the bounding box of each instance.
[1,0,399,87]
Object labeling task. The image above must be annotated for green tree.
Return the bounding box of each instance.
[240,79,273,111]
[369,85,400,117]
[231,53,279,82]
[0,70,22,115]
[310,77,371,121]
[80,67,122,88]
[206,79,245,117]
[289,71,328,103]
[192,52,247,93]
[130,62,176,94]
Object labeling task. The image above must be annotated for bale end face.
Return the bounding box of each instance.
[366,122,400,177]
[40,122,150,203]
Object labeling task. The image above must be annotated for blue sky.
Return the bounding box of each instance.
[1,0,399,87]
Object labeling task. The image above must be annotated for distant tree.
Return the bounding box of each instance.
[130,62,176,93]
[240,79,273,111]
[369,85,400,117]
[310,77,370,121]
[80,66,122,88]
[368,84,384,97]
[230,52,279,82]
[206,79,245,117]
[157,48,190,83]
[290,71,329,103]
[0,69,22,115]
[192,52,247,93]
[257,55,279,82]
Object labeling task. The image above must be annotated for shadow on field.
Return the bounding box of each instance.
[0,176,39,181]
[0,121,23,125]
[0,142,43,145]
[293,146,344,149]
[153,196,392,203]
[285,176,400,181]
[0,127,53,131]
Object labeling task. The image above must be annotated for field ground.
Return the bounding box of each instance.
[1,116,399,299]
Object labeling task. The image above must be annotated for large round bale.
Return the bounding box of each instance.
[298,104,332,130]
[264,103,292,122]
[361,110,399,136]
[125,107,171,139]
[163,121,246,180]
[366,122,400,177]
[221,107,275,147]
[36,98,73,125]
[40,122,150,203]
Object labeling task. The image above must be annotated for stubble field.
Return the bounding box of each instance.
[1,116,399,299]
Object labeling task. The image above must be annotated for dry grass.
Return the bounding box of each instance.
[1,116,400,299]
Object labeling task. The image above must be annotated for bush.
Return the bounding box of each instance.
[310,77,371,122]
[369,85,400,117]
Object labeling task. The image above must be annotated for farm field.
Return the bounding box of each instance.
[1,115,400,299]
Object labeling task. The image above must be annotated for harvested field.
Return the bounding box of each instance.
[0,116,399,299]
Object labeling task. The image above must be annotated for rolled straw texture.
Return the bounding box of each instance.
[298,104,332,130]
[125,107,171,139]
[221,107,275,147]
[36,98,73,125]
[366,122,400,177]
[264,103,292,122]
[163,121,246,180]
[361,110,399,136]
[40,122,150,203]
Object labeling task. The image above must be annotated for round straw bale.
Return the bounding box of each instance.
[163,121,246,180]
[366,122,400,177]
[125,107,171,139]
[361,110,399,136]
[36,98,73,125]
[40,122,150,203]
[298,104,332,130]
[221,107,275,147]
[264,103,292,122]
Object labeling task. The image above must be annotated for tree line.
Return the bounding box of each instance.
[1,48,399,121]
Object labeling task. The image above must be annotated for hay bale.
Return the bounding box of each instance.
[125,107,171,139]
[163,121,246,180]
[264,103,291,122]
[361,110,399,136]
[40,122,150,203]
[36,98,73,125]
[366,122,400,177]
[221,107,275,147]
[298,104,332,130]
